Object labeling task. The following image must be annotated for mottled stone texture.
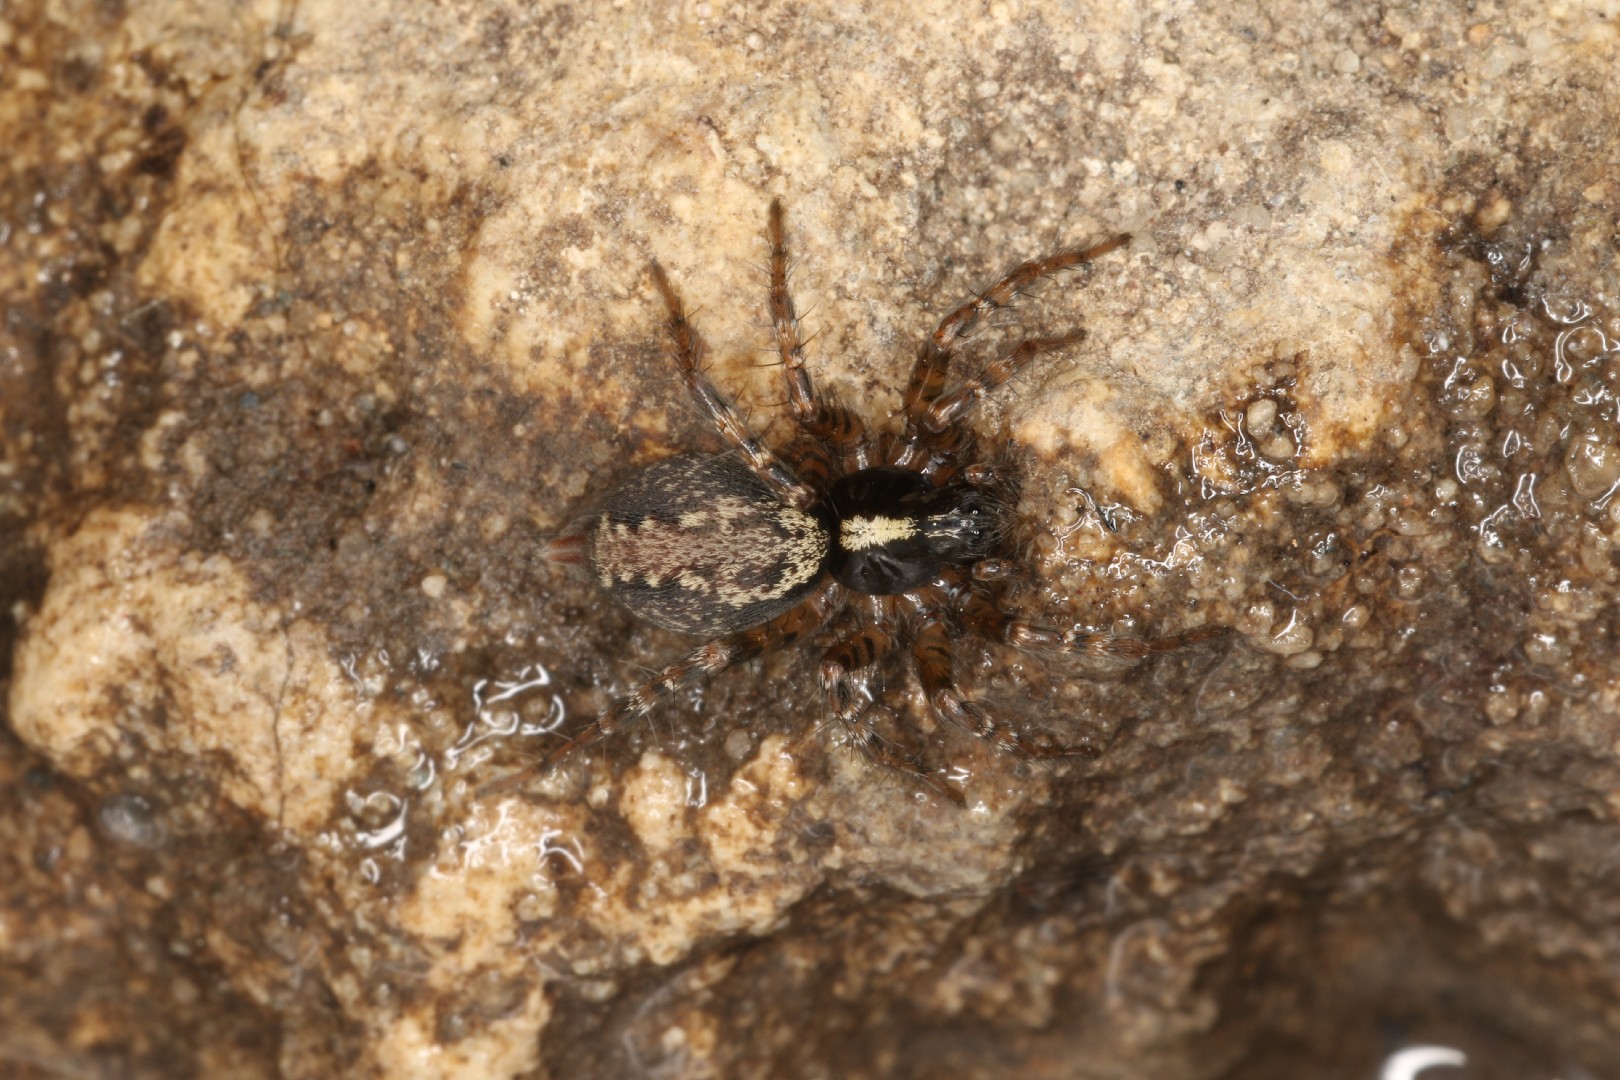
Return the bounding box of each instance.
[3,0,1618,1077]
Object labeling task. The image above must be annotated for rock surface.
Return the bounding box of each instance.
[2,1,1618,1077]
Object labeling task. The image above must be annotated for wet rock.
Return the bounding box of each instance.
[2,1,1618,1078]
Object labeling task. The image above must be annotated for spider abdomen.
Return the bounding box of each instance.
[573,454,832,637]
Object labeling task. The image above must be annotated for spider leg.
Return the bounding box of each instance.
[816,625,965,803]
[781,431,836,493]
[920,330,1087,435]
[906,331,1083,475]
[927,232,1132,364]
[650,261,819,511]
[767,199,868,456]
[816,609,967,805]
[960,591,1229,670]
[478,582,841,798]
[769,205,872,488]
[910,608,1068,760]
[896,232,1131,465]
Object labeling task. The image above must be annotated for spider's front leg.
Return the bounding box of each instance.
[895,232,1132,468]
[960,591,1229,670]
[918,330,1086,435]
[478,582,840,798]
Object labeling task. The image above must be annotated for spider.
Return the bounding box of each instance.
[481,200,1223,803]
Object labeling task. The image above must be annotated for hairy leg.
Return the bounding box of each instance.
[896,231,1131,466]
[650,260,818,510]
[817,604,967,804]
[959,591,1230,671]
[919,330,1087,434]
[909,604,1068,760]
[766,199,868,449]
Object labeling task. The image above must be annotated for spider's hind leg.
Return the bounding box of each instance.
[649,260,818,510]
[766,199,868,462]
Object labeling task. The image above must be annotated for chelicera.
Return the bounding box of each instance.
[483,200,1223,803]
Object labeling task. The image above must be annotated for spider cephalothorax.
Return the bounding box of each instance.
[484,200,1222,803]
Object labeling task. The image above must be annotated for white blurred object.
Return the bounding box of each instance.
[1381,1045,1468,1080]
